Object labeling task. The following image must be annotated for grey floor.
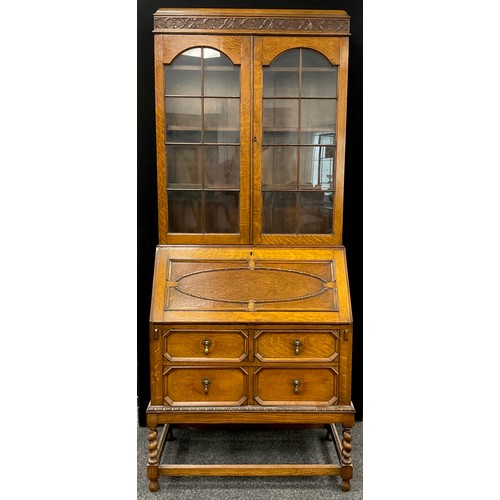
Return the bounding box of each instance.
[137,423,363,499]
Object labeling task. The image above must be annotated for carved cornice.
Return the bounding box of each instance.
[153,16,350,35]
[147,404,355,413]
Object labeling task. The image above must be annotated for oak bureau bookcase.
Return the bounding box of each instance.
[146,8,355,492]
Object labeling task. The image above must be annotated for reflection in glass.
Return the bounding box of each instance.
[167,145,202,188]
[164,47,242,236]
[297,192,333,234]
[299,146,335,191]
[301,49,337,98]
[262,146,297,189]
[205,191,239,233]
[270,49,300,67]
[165,53,201,96]
[204,98,240,143]
[301,99,336,137]
[204,51,239,97]
[262,192,296,233]
[165,97,202,143]
[263,69,299,98]
[302,68,337,98]
[168,191,202,233]
[264,50,299,98]
[263,99,298,144]
[204,146,240,188]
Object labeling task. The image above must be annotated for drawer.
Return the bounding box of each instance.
[163,328,248,362]
[253,367,338,406]
[163,367,248,406]
[254,330,339,362]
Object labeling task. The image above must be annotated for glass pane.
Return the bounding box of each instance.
[167,190,202,233]
[263,99,298,144]
[301,49,337,98]
[165,97,202,143]
[269,49,300,68]
[263,49,300,98]
[204,98,240,143]
[205,191,239,233]
[167,145,202,188]
[297,192,333,234]
[204,51,239,97]
[302,68,337,98]
[262,146,297,189]
[165,53,201,96]
[300,100,336,144]
[204,146,240,188]
[264,69,299,97]
[301,49,330,68]
[299,146,335,190]
[262,192,297,233]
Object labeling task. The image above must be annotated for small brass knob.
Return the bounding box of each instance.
[202,378,211,394]
[292,378,301,394]
[293,339,302,355]
[202,339,212,355]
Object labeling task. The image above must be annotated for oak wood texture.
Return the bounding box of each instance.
[153,9,350,36]
[252,36,348,246]
[254,329,339,363]
[155,27,349,246]
[163,328,249,362]
[253,367,338,406]
[150,246,352,324]
[148,9,354,492]
[163,366,248,406]
[158,464,342,477]
[147,404,355,425]
[155,35,251,245]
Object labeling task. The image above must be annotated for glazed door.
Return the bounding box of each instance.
[252,37,349,245]
[155,35,251,244]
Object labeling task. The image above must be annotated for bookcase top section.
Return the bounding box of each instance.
[150,246,352,324]
[153,9,351,36]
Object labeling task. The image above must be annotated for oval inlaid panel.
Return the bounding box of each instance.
[176,267,326,304]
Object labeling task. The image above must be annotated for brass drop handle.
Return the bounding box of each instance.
[293,339,302,355]
[202,339,212,355]
[202,378,211,394]
[292,378,301,394]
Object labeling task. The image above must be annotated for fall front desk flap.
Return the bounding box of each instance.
[150,246,352,324]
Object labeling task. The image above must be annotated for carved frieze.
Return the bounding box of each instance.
[154,16,350,34]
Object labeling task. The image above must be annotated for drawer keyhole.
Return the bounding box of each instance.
[292,378,301,394]
[202,339,212,355]
[202,378,211,394]
[293,339,302,355]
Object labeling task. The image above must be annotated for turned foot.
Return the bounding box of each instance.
[341,479,351,492]
[148,479,159,492]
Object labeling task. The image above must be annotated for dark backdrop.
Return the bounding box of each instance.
[138,0,363,426]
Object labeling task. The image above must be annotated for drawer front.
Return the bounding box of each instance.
[253,368,338,406]
[254,330,339,362]
[163,328,248,362]
[163,367,248,406]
